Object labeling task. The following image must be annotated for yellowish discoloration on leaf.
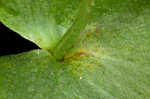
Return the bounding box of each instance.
[85,22,103,37]
[58,83,63,89]
[63,49,90,61]
[87,31,93,37]
[101,27,104,32]
[64,47,108,76]
[86,64,95,71]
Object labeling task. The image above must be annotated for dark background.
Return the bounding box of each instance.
[0,22,39,56]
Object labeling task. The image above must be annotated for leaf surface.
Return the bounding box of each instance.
[0,0,80,50]
[0,0,150,99]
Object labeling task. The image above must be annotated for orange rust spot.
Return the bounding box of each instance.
[86,64,94,70]
[63,49,91,61]
[87,31,92,37]
[45,66,48,69]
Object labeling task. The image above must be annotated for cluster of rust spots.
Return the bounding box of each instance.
[61,49,90,61]
[87,23,104,37]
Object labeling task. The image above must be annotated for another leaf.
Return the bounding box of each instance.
[0,0,80,50]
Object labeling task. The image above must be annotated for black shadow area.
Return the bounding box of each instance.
[0,22,40,56]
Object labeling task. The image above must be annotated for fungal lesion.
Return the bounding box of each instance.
[61,22,104,61]
[60,49,87,61]
[86,22,104,37]
[61,48,97,61]
[86,22,99,37]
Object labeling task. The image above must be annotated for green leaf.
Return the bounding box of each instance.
[1,0,150,99]
[0,0,80,50]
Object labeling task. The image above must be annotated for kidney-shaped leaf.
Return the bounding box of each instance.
[0,0,80,50]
